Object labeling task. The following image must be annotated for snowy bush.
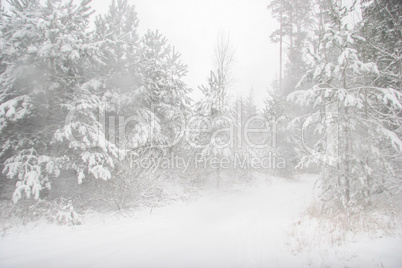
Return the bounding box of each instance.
[54,199,82,226]
[0,196,84,228]
[93,150,165,210]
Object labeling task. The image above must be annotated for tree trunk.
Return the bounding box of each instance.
[279,0,283,91]
[216,166,221,188]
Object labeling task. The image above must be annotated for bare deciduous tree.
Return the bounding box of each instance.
[214,32,235,112]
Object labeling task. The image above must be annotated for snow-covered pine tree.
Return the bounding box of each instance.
[193,71,234,187]
[261,84,296,176]
[288,0,402,210]
[359,0,401,91]
[82,0,192,208]
[0,0,108,202]
[137,30,192,153]
[90,0,152,165]
[358,0,402,182]
[236,90,262,179]
[0,0,193,206]
[191,34,235,187]
[268,0,312,94]
[47,0,125,185]
[282,0,312,97]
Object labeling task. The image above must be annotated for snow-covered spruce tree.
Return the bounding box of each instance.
[0,0,110,203]
[193,32,235,187]
[288,0,402,210]
[358,0,402,179]
[190,33,236,187]
[92,0,166,163]
[193,72,234,187]
[229,94,251,180]
[45,0,124,188]
[137,30,192,155]
[85,1,191,209]
[359,0,401,91]
[235,90,266,180]
[261,85,295,176]
[92,0,155,168]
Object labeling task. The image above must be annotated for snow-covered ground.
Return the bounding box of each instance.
[1,174,401,268]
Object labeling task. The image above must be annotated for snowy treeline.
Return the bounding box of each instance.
[0,0,193,209]
[266,0,401,212]
[0,0,401,228]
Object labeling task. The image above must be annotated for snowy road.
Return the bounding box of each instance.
[1,174,401,268]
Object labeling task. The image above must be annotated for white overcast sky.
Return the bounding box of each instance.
[92,0,279,107]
